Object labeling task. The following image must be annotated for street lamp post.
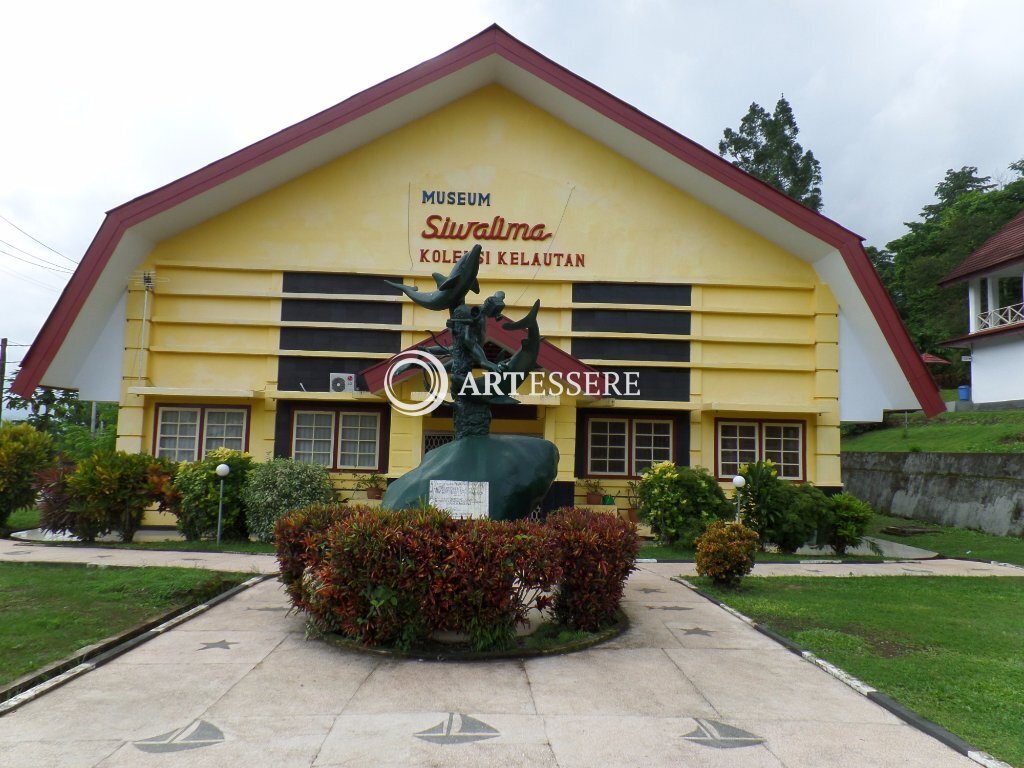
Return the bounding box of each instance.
[731,475,746,522]
[215,463,231,544]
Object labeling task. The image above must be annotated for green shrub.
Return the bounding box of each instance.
[64,451,177,542]
[736,459,783,546]
[769,482,829,554]
[737,461,825,553]
[0,423,55,527]
[548,507,640,631]
[695,520,759,586]
[171,448,253,540]
[825,492,874,555]
[241,459,335,542]
[636,461,732,545]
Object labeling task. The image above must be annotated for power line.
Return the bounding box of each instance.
[0,237,76,272]
[0,246,74,274]
[0,213,78,265]
[0,262,60,291]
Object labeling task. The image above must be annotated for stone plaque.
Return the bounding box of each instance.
[429,480,489,519]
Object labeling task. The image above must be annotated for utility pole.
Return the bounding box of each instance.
[0,337,7,424]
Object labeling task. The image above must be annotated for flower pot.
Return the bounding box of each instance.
[365,487,384,500]
[585,491,603,505]
[626,507,639,524]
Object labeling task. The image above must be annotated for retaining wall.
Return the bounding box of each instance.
[841,452,1024,537]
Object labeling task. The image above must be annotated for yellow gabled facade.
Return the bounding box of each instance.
[110,84,840,524]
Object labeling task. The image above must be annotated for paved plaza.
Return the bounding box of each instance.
[1,540,1018,767]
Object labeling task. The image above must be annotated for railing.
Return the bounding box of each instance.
[977,301,1024,330]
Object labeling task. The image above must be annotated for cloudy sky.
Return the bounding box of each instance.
[2,0,1022,374]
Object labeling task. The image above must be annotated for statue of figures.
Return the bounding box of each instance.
[383,243,558,521]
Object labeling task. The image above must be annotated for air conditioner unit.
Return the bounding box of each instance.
[330,373,357,393]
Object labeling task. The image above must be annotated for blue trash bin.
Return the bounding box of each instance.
[958,385,971,401]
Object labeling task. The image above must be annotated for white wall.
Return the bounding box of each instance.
[970,334,1024,403]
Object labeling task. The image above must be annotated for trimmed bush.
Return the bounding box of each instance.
[736,459,783,546]
[275,503,356,607]
[695,520,759,586]
[274,504,637,651]
[0,423,54,527]
[241,459,335,543]
[636,461,733,545]
[37,452,176,542]
[737,460,826,553]
[171,448,253,540]
[825,492,874,555]
[548,507,640,631]
[768,482,829,554]
[71,451,177,542]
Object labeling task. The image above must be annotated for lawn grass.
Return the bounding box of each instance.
[698,576,1024,767]
[842,409,1024,453]
[869,513,1024,566]
[0,562,248,690]
[2,506,40,535]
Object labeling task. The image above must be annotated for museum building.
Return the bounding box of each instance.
[13,26,943,521]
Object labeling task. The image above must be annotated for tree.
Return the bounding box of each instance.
[882,161,1024,382]
[719,95,823,211]
[3,370,117,459]
[0,422,55,526]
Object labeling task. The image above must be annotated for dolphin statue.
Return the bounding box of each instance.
[386,244,482,314]
[464,300,542,405]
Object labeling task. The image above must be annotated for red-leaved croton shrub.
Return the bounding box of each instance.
[547,507,640,631]
[274,504,638,651]
[274,503,356,608]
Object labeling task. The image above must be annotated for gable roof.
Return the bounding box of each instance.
[939,208,1024,286]
[12,24,943,418]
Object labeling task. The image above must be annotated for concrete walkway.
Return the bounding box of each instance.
[1,542,1019,767]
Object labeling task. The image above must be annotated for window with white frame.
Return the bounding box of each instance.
[157,408,200,462]
[717,420,803,480]
[293,411,335,466]
[203,409,246,454]
[588,418,628,475]
[763,423,802,479]
[339,412,380,469]
[587,417,673,477]
[156,406,247,462]
[632,420,673,474]
[289,409,383,470]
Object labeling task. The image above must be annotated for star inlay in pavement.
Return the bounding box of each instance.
[198,640,238,651]
[682,627,713,636]
[636,587,664,594]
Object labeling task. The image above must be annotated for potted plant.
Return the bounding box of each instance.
[577,478,606,505]
[623,479,641,524]
[354,473,387,500]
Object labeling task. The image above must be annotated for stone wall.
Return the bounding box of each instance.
[841,452,1024,537]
